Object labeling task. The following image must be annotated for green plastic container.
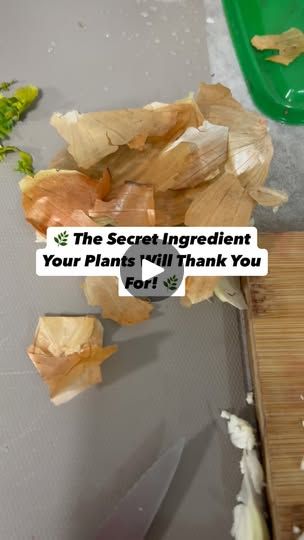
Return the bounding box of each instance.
[223,0,304,124]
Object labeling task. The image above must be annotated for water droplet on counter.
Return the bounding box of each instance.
[185,28,190,33]
[48,42,56,53]
[104,86,109,92]
[206,17,215,24]
[146,21,153,26]
[154,37,160,44]
[105,32,111,38]
[185,59,191,65]
[141,11,149,17]
[171,31,177,36]
[78,21,87,30]
[170,50,177,55]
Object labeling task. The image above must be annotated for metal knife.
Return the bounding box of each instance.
[97,438,185,540]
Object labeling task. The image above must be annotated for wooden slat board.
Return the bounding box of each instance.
[244,232,304,540]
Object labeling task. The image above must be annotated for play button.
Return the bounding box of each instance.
[141,259,165,281]
[120,239,184,300]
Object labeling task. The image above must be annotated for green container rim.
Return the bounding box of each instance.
[222,0,304,125]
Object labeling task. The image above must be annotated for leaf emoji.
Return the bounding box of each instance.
[54,230,69,246]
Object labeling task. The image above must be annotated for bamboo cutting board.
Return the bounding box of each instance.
[244,232,304,540]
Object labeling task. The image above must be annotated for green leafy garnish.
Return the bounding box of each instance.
[0,80,17,92]
[16,150,34,175]
[14,86,39,111]
[0,81,38,174]
[0,145,34,175]
[0,145,16,160]
[0,84,38,139]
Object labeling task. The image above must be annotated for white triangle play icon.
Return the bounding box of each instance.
[142,259,165,281]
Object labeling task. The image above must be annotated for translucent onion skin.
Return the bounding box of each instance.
[21,169,106,235]
[83,276,153,326]
[27,316,117,405]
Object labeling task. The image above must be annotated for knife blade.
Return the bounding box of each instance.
[97,438,185,540]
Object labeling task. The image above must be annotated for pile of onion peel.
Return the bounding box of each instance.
[20,83,287,322]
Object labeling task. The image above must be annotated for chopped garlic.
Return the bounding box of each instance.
[246,392,254,405]
[221,410,256,450]
[241,449,264,494]
[221,410,270,540]
[214,276,247,310]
